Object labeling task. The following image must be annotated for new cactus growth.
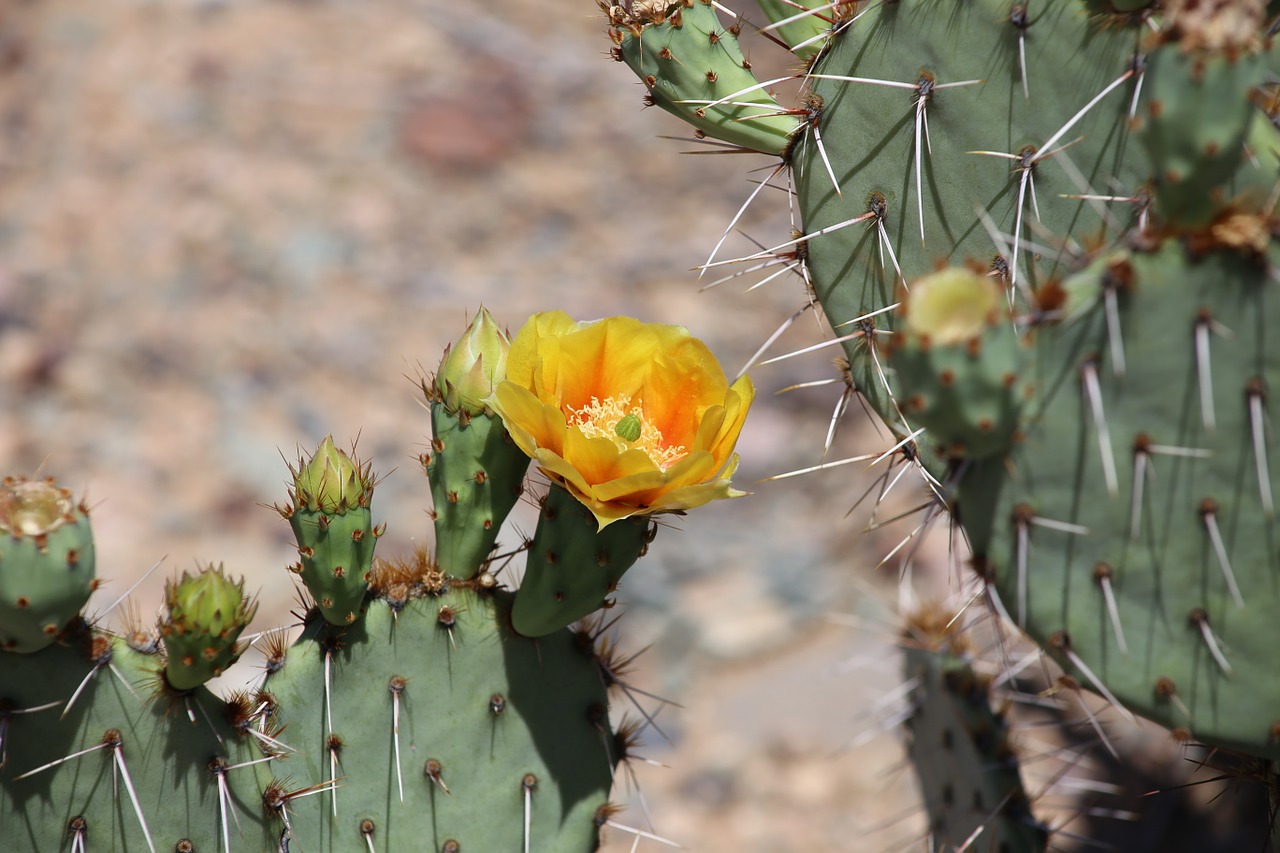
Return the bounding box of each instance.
[606,0,1280,843]
[888,267,1027,460]
[160,564,257,691]
[426,308,530,579]
[282,435,381,626]
[0,477,96,653]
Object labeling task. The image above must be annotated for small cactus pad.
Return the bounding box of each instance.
[0,477,96,653]
[284,436,380,626]
[609,0,802,156]
[160,563,257,691]
[428,402,530,578]
[887,267,1027,459]
[513,485,651,638]
[262,582,616,851]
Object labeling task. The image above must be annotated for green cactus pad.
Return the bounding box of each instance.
[0,623,267,852]
[289,504,377,625]
[902,609,1049,852]
[513,485,651,638]
[611,0,802,156]
[790,2,1151,426]
[160,563,258,691]
[261,584,616,852]
[964,240,1280,758]
[0,478,96,653]
[888,267,1028,459]
[428,403,530,578]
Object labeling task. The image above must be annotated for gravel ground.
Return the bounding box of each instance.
[1,2,1266,851]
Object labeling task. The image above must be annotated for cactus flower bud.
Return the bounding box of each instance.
[161,564,257,691]
[293,435,371,513]
[436,307,510,415]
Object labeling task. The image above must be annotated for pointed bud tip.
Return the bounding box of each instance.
[435,307,511,415]
[292,436,371,513]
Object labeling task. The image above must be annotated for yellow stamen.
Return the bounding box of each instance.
[567,395,686,470]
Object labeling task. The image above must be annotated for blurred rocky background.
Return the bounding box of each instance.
[0,2,1267,850]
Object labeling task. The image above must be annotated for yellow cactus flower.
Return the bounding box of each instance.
[489,311,754,529]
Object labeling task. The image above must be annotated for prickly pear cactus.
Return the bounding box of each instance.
[0,317,616,852]
[0,306,752,851]
[605,0,1280,842]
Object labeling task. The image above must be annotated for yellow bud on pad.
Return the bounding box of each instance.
[904,267,999,345]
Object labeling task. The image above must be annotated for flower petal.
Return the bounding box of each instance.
[491,312,753,525]
[490,382,566,458]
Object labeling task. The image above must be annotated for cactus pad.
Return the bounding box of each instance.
[0,478,97,653]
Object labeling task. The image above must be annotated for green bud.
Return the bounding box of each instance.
[162,564,257,691]
[435,307,510,415]
[165,565,256,638]
[614,413,642,442]
[292,435,371,514]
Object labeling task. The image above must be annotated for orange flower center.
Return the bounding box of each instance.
[567,394,687,470]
